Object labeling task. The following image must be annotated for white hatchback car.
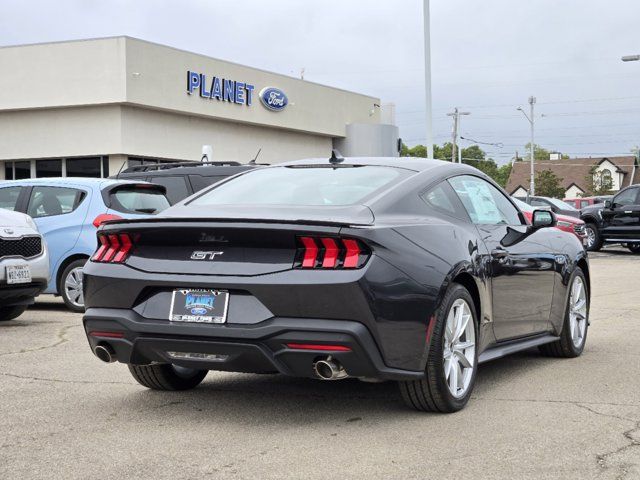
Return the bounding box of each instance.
[0,209,49,321]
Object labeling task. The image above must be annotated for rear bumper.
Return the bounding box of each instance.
[0,281,47,306]
[83,308,425,381]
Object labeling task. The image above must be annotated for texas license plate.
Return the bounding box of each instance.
[169,289,229,323]
[6,265,31,284]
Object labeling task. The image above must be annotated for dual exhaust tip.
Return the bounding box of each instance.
[95,345,349,381]
[313,356,348,380]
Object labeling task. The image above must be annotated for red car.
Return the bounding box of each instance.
[563,196,612,210]
[512,198,587,242]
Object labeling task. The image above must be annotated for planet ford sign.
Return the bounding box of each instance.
[186,71,287,112]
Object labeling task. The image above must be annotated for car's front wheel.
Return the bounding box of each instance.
[0,305,28,322]
[539,267,589,358]
[399,283,478,413]
[584,223,602,251]
[59,259,87,312]
[128,364,208,390]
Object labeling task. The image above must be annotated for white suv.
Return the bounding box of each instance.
[0,209,49,321]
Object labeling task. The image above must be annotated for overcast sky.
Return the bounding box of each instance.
[1,0,639,163]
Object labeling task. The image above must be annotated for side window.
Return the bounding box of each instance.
[420,182,467,220]
[148,176,189,204]
[580,200,589,209]
[0,187,22,211]
[613,188,638,206]
[448,175,522,226]
[27,186,84,218]
[530,198,547,207]
[189,175,226,193]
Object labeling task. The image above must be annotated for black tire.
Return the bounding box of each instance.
[627,244,640,254]
[399,283,478,413]
[128,364,208,391]
[539,268,589,358]
[59,259,87,313]
[0,305,28,322]
[584,223,602,252]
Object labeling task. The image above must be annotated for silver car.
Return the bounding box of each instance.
[0,209,49,321]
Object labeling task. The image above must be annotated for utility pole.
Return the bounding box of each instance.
[447,107,471,163]
[517,96,536,196]
[423,0,433,159]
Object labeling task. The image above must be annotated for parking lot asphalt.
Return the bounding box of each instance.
[1,248,639,480]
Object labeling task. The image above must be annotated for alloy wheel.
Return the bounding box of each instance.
[64,266,85,308]
[585,226,596,249]
[569,276,588,348]
[443,298,476,398]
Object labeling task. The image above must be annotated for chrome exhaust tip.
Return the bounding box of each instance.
[313,356,348,380]
[94,344,115,363]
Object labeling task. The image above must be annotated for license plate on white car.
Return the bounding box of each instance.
[169,289,229,323]
[6,265,31,284]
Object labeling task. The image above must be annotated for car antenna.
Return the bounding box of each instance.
[115,159,127,179]
[329,149,344,165]
[249,148,262,165]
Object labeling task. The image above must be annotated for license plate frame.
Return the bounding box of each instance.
[6,265,31,285]
[169,289,229,324]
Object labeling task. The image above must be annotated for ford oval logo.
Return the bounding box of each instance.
[259,87,288,112]
[191,307,208,315]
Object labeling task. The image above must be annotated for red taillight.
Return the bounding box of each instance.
[93,213,123,228]
[300,236,319,268]
[296,236,368,270]
[91,232,135,264]
[286,343,351,352]
[342,239,361,268]
[321,237,339,268]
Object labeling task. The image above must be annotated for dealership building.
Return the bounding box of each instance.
[0,36,398,180]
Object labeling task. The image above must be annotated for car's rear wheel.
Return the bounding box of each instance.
[627,244,640,254]
[539,268,589,358]
[584,223,602,251]
[128,364,208,391]
[0,305,28,322]
[399,283,478,413]
[59,259,87,312]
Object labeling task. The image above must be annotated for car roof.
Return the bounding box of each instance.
[115,163,254,178]
[279,156,449,172]
[1,177,154,188]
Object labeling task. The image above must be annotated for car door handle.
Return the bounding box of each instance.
[491,248,509,259]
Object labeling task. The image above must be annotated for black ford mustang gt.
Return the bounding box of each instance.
[83,157,590,413]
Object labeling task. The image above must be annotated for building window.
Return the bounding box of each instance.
[66,157,101,178]
[4,162,13,180]
[600,169,613,190]
[36,159,62,178]
[15,161,31,179]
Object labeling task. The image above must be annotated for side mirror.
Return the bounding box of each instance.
[532,209,556,229]
[604,200,612,208]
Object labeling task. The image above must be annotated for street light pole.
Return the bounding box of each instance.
[423,0,434,159]
[517,96,536,196]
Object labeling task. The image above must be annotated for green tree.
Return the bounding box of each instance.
[535,169,565,198]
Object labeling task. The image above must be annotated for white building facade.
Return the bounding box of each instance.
[0,37,397,180]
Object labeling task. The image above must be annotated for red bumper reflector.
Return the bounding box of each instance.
[321,237,339,268]
[286,343,351,352]
[300,236,318,268]
[89,331,125,338]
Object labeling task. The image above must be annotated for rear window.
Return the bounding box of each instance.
[108,187,170,214]
[189,165,406,207]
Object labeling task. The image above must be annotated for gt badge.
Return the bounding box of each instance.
[190,251,224,260]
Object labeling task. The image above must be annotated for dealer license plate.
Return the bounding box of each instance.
[6,265,31,284]
[169,289,229,323]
